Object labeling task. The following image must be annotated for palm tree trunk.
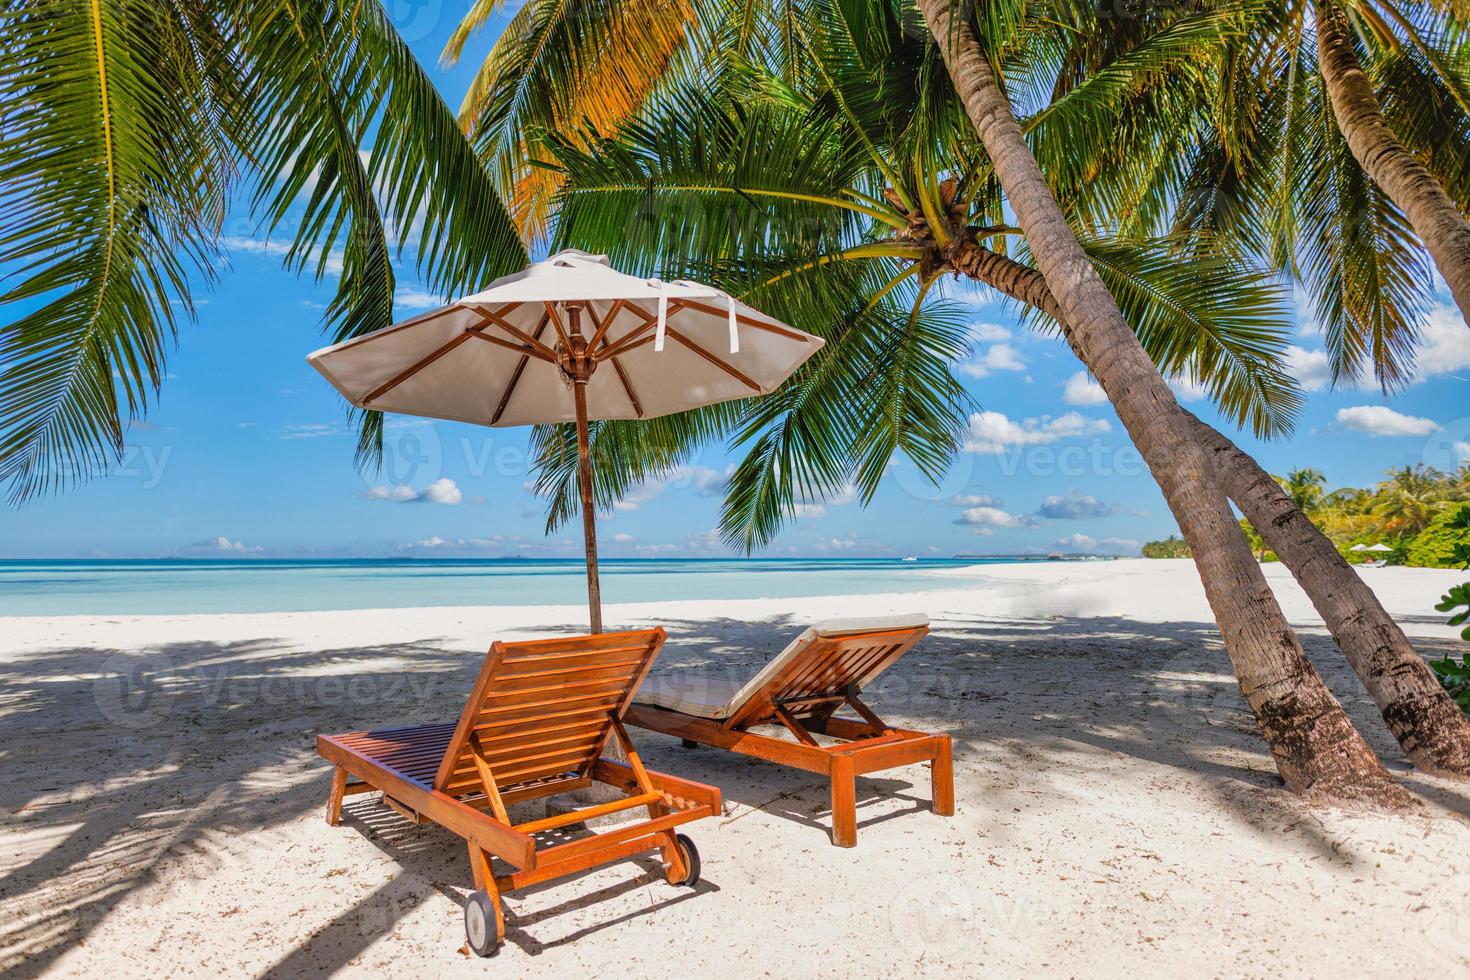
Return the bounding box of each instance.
[1315,0,1470,325]
[1187,413,1470,778]
[921,0,1409,805]
[950,235,1470,779]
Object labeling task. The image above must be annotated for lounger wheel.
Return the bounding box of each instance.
[680,738,699,749]
[673,834,701,887]
[464,889,503,957]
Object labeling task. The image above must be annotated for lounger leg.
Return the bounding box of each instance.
[465,844,505,949]
[830,756,857,848]
[931,736,955,817]
[659,830,689,885]
[325,766,348,826]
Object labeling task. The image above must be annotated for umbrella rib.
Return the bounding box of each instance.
[609,358,644,417]
[584,300,624,351]
[673,298,811,342]
[663,326,762,391]
[490,311,552,425]
[595,303,665,361]
[468,330,555,360]
[360,331,475,407]
[471,305,560,362]
[586,304,644,418]
[543,301,573,347]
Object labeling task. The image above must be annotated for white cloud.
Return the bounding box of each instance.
[1283,345,1334,392]
[1411,303,1470,380]
[968,322,1013,343]
[950,493,1004,507]
[401,534,522,552]
[963,410,1110,454]
[1051,534,1142,555]
[222,235,344,277]
[1062,371,1108,406]
[611,532,635,544]
[615,466,727,511]
[954,506,1037,529]
[959,342,1026,379]
[364,485,419,502]
[1334,405,1438,437]
[364,477,463,505]
[192,536,262,555]
[790,483,858,520]
[420,478,462,505]
[811,533,860,552]
[1037,490,1116,520]
[280,423,338,440]
[1169,373,1209,402]
[394,285,447,312]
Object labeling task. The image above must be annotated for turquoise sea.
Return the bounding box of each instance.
[0,557,1012,617]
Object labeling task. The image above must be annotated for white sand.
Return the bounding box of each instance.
[3,558,1469,977]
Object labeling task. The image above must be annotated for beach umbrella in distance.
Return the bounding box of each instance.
[1350,544,1369,552]
[306,249,825,632]
[1365,543,1394,553]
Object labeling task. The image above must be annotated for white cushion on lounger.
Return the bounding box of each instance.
[634,613,929,721]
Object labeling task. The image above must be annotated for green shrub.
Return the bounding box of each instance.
[1431,654,1470,717]
[1141,536,1190,559]
[1405,506,1470,568]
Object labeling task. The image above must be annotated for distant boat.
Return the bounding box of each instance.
[901,555,918,562]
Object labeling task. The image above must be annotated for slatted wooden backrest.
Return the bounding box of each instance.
[434,629,665,798]
[724,625,929,730]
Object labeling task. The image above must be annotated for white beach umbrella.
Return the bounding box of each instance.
[1365,543,1394,553]
[307,249,825,631]
[1350,543,1369,552]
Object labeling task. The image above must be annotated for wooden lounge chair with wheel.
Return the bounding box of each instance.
[316,628,721,956]
[624,614,952,848]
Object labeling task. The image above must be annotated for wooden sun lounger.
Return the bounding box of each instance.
[316,628,720,956]
[624,615,952,848]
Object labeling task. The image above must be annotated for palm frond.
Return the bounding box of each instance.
[0,0,235,502]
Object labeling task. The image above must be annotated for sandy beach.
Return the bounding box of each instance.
[4,558,1469,977]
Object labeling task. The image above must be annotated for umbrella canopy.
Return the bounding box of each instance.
[1350,544,1369,552]
[308,249,822,428]
[1365,543,1394,553]
[307,249,825,631]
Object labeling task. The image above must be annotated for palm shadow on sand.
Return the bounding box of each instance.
[3,611,1467,974]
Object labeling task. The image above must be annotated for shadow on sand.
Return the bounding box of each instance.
[2,611,1466,974]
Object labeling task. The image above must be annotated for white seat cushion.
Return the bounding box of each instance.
[633,613,929,721]
[634,673,745,719]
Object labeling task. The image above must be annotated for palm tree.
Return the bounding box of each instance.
[0,0,528,503]
[938,0,1470,774]
[1377,464,1451,535]
[499,0,1411,802]
[1108,0,1470,386]
[1279,468,1328,513]
[919,0,1407,803]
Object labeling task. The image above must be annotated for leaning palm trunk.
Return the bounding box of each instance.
[1187,414,1470,778]
[949,236,1470,779]
[1315,0,1470,325]
[921,0,1409,804]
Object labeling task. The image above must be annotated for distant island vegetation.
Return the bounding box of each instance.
[1142,465,1470,567]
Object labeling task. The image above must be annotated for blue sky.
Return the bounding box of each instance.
[3,4,1469,560]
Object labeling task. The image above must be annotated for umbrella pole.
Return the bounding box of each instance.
[572,377,603,634]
